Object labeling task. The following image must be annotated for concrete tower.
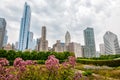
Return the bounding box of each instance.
[40,26,48,51]
[42,26,46,40]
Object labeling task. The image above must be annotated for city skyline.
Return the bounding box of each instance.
[0,0,120,51]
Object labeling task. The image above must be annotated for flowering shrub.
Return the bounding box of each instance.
[0,55,82,80]
[0,60,18,80]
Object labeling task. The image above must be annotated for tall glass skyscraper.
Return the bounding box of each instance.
[18,2,31,51]
[84,27,96,58]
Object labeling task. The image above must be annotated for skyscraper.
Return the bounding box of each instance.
[18,2,31,51]
[103,31,120,54]
[39,26,48,51]
[0,18,6,49]
[65,31,71,51]
[65,31,71,46]
[84,27,96,58]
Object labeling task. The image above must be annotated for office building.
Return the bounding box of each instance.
[84,27,96,58]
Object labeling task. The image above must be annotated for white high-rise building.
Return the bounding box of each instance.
[103,31,120,55]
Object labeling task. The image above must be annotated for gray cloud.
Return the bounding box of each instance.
[0,0,120,51]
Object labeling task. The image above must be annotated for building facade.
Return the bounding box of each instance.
[84,27,96,58]
[0,18,6,49]
[99,44,105,55]
[68,42,82,58]
[103,31,120,55]
[18,2,31,51]
[53,40,65,52]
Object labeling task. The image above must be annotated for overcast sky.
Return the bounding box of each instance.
[0,0,120,51]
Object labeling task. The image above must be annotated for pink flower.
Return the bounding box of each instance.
[13,58,23,67]
[68,56,76,68]
[25,60,34,65]
[45,55,59,71]
[0,58,9,66]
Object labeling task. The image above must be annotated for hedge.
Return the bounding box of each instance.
[0,50,74,60]
[8,59,66,65]
[77,59,120,67]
